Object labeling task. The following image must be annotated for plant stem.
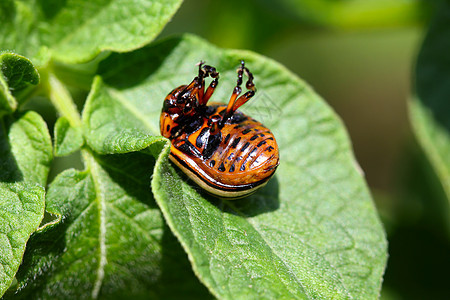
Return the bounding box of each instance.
[48,73,82,128]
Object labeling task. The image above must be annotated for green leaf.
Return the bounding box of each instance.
[275,0,428,29]
[1,111,52,186]
[13,150,210,299]
[0,183,45,297]
[0,111,52,296]
[0,53,39,91]
[0,52,39,115]
[0,0,183,64]
[409,0,450,201]
[82,76,163,154]
[87,35,387,298]
[54,116,84,157]
[0,75,16,116]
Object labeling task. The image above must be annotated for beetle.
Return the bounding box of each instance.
[160,60,279,199]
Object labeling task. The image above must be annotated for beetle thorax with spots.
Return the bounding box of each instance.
[160,61,279,199]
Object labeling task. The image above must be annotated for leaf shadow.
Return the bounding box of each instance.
[94,151,159,210]
[0,115,24,183]
[12,218,68,298]
[97,152,212,298]
[416,2,450,133]
[201,175,281,218]
[98,37,183,90]
[222,175,280,217]
[156,225,213,299]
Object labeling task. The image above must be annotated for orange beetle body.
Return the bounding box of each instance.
[160,61,279,198]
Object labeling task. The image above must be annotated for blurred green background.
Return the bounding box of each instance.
[157,0,449,299]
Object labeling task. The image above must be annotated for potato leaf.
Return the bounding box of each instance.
[0,0,183,64]
[0,52,39,115]
[85,35,387,299]
[0,111,52,296]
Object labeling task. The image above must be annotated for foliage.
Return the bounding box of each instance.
[409,0,450,202]
[0,51,51,296]
[5,0,442,298]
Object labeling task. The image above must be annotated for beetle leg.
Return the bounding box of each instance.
[224,85,242,120]
[179,61,214,105]
[221,62,244,122]
[230,61,256,111]
[231,90,256,112]
[243,64,256,92]
[202,64,219,79]
[221,60,256,125]
[199,64,219,106]
[177,79,198,103]
[195,61,205,101]
[201,77,219,105]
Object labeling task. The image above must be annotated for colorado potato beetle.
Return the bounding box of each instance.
[160,61,279,199]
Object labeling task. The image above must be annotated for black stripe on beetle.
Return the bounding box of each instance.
[170,153,273,193]
[257,140,267,147]
[241,142,250,151]
[231,137,241,148]
[224,133,231,144]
